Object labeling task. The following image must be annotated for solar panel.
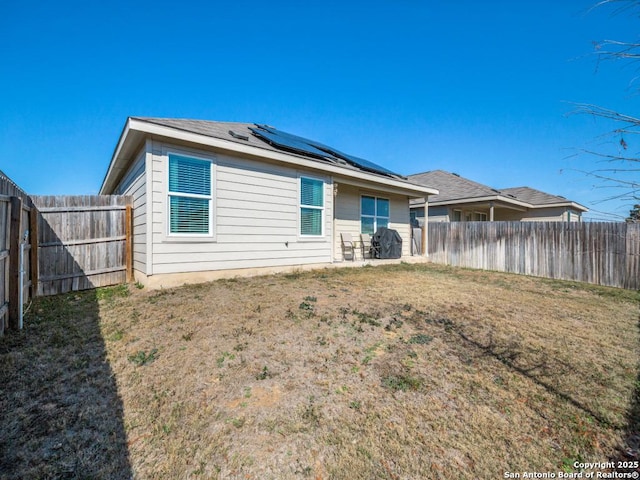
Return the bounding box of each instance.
[250,124,402,178]
[258,125,334,151]
[249,127,332,160]
[256,126,351,167]
[337,152,399,177]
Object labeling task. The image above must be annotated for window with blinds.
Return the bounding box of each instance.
[300,177,324,236]
[168,154,213,235]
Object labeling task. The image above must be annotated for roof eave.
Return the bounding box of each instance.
[529,201,589,212]
[411,194,531,209]
[100,118,131,194]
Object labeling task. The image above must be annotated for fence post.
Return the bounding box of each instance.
[8,196,22,330]
[29,206,38,297]
[422,203,428,256]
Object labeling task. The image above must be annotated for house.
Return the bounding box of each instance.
[99,117,438,288]
[408,170,588,223]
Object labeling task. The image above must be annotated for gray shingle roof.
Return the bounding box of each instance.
[408,170,501,203]
[499,186,570,206]
[132,116,277,151]
[408,169,586,210]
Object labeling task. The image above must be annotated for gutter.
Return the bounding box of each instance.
[411,194,531,210]
[529,201,589,212]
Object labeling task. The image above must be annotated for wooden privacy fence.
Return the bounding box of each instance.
[31,195,133,296]
[0,170,36,335]
[428,221,640,290]
[0,168,132,334]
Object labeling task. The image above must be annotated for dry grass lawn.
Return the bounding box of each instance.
[1,263,639,479]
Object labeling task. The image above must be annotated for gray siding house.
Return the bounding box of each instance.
[100,117,437,288]
[409,170,587,223]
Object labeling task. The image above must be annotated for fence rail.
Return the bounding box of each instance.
[428,221,640,290]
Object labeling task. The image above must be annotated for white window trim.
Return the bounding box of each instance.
[360,195,390,234]
[474,211,488,221]
[452,209,462,222]
[165,149,216,241]
[298,175,325,238]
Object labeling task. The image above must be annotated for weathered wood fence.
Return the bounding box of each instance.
[0,170,36,335]
[428,221,640,290]
[31,196,133,296]
[0,168,132,335]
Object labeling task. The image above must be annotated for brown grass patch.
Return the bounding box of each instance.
[1,263,639,479]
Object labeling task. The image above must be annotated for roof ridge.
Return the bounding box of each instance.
[408,169,438,177]
[131,116,253,126]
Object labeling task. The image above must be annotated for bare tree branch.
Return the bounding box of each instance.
[569,103,640,125]
[574,169,640,188]
[578,152,640,165]
[570,1,640,215]
[587,0,640,17]
[595,39,640,60]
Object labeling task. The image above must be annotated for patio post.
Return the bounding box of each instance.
[422,201,428,256]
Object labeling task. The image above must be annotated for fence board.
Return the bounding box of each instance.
[29,207,38,297]
[31,195,132,296]
[8,197,22,329]
[428,222,640,290]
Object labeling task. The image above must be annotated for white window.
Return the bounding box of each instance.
[361,196,389,234]
[474,212,488,221]
[167,153,213,236]
[300,177,324,236]
[452,209,462,222]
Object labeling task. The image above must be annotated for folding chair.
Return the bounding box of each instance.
[360,233,381,259]
[341,233,356,261]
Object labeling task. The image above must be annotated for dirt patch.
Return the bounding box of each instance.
[226,386,282,409]
[1,263,639,479]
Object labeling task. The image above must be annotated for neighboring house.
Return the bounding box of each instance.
[100,117,438,288]
[408,170,587,223]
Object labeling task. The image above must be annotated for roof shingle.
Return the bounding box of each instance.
[499,186,569,206]
[408,170,499,202]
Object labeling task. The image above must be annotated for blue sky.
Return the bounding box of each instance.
[1,0,637,220]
